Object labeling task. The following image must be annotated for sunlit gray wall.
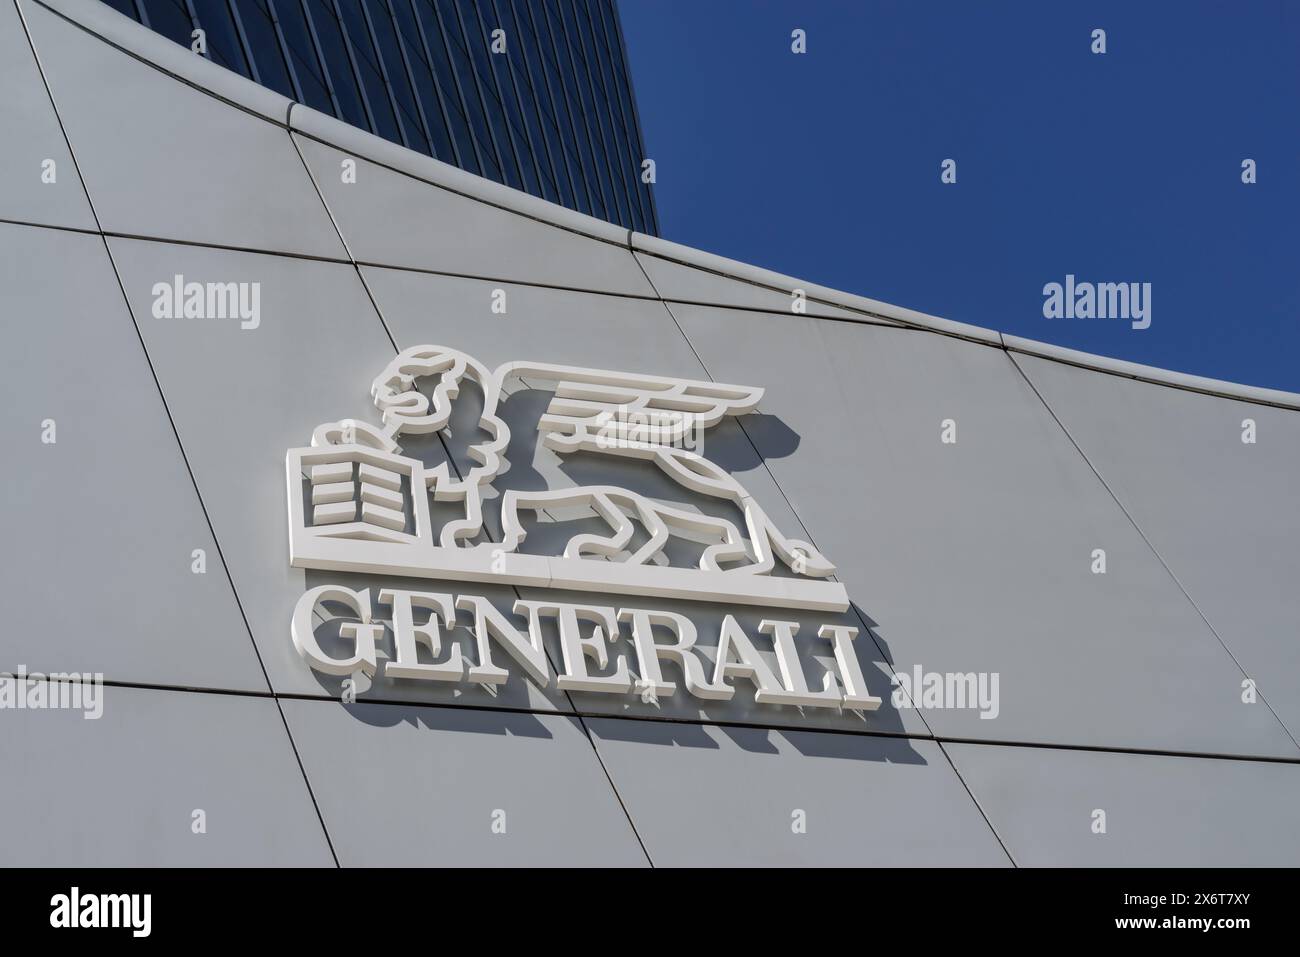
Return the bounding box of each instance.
[3,0,1299,866]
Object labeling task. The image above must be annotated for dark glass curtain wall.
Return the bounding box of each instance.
[100,0,658,234]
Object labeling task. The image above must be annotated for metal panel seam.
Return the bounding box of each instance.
[936,740,1017,866]
[1005,350,1300,753]
[18,4,341,859]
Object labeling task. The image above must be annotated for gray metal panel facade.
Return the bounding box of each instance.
[586,721,1011,867]
[25,1,348,257]
[3,0,1297,866]
[282,700,648,866]
[1014,354,1300,741]
[296,133,655,295]
[0,0,95,228]
[946,743,1300,866]
[0,224,267,693]
[0,686,334,866]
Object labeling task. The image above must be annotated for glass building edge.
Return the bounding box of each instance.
[592,0,655,233]
[604,0,658,235]
[101,0,657,234]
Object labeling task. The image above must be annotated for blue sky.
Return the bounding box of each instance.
[618,0,1299,392]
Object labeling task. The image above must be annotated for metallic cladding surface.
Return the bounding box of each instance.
[1,0,1297,866]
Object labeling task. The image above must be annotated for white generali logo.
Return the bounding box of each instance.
[286,345,880,713]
